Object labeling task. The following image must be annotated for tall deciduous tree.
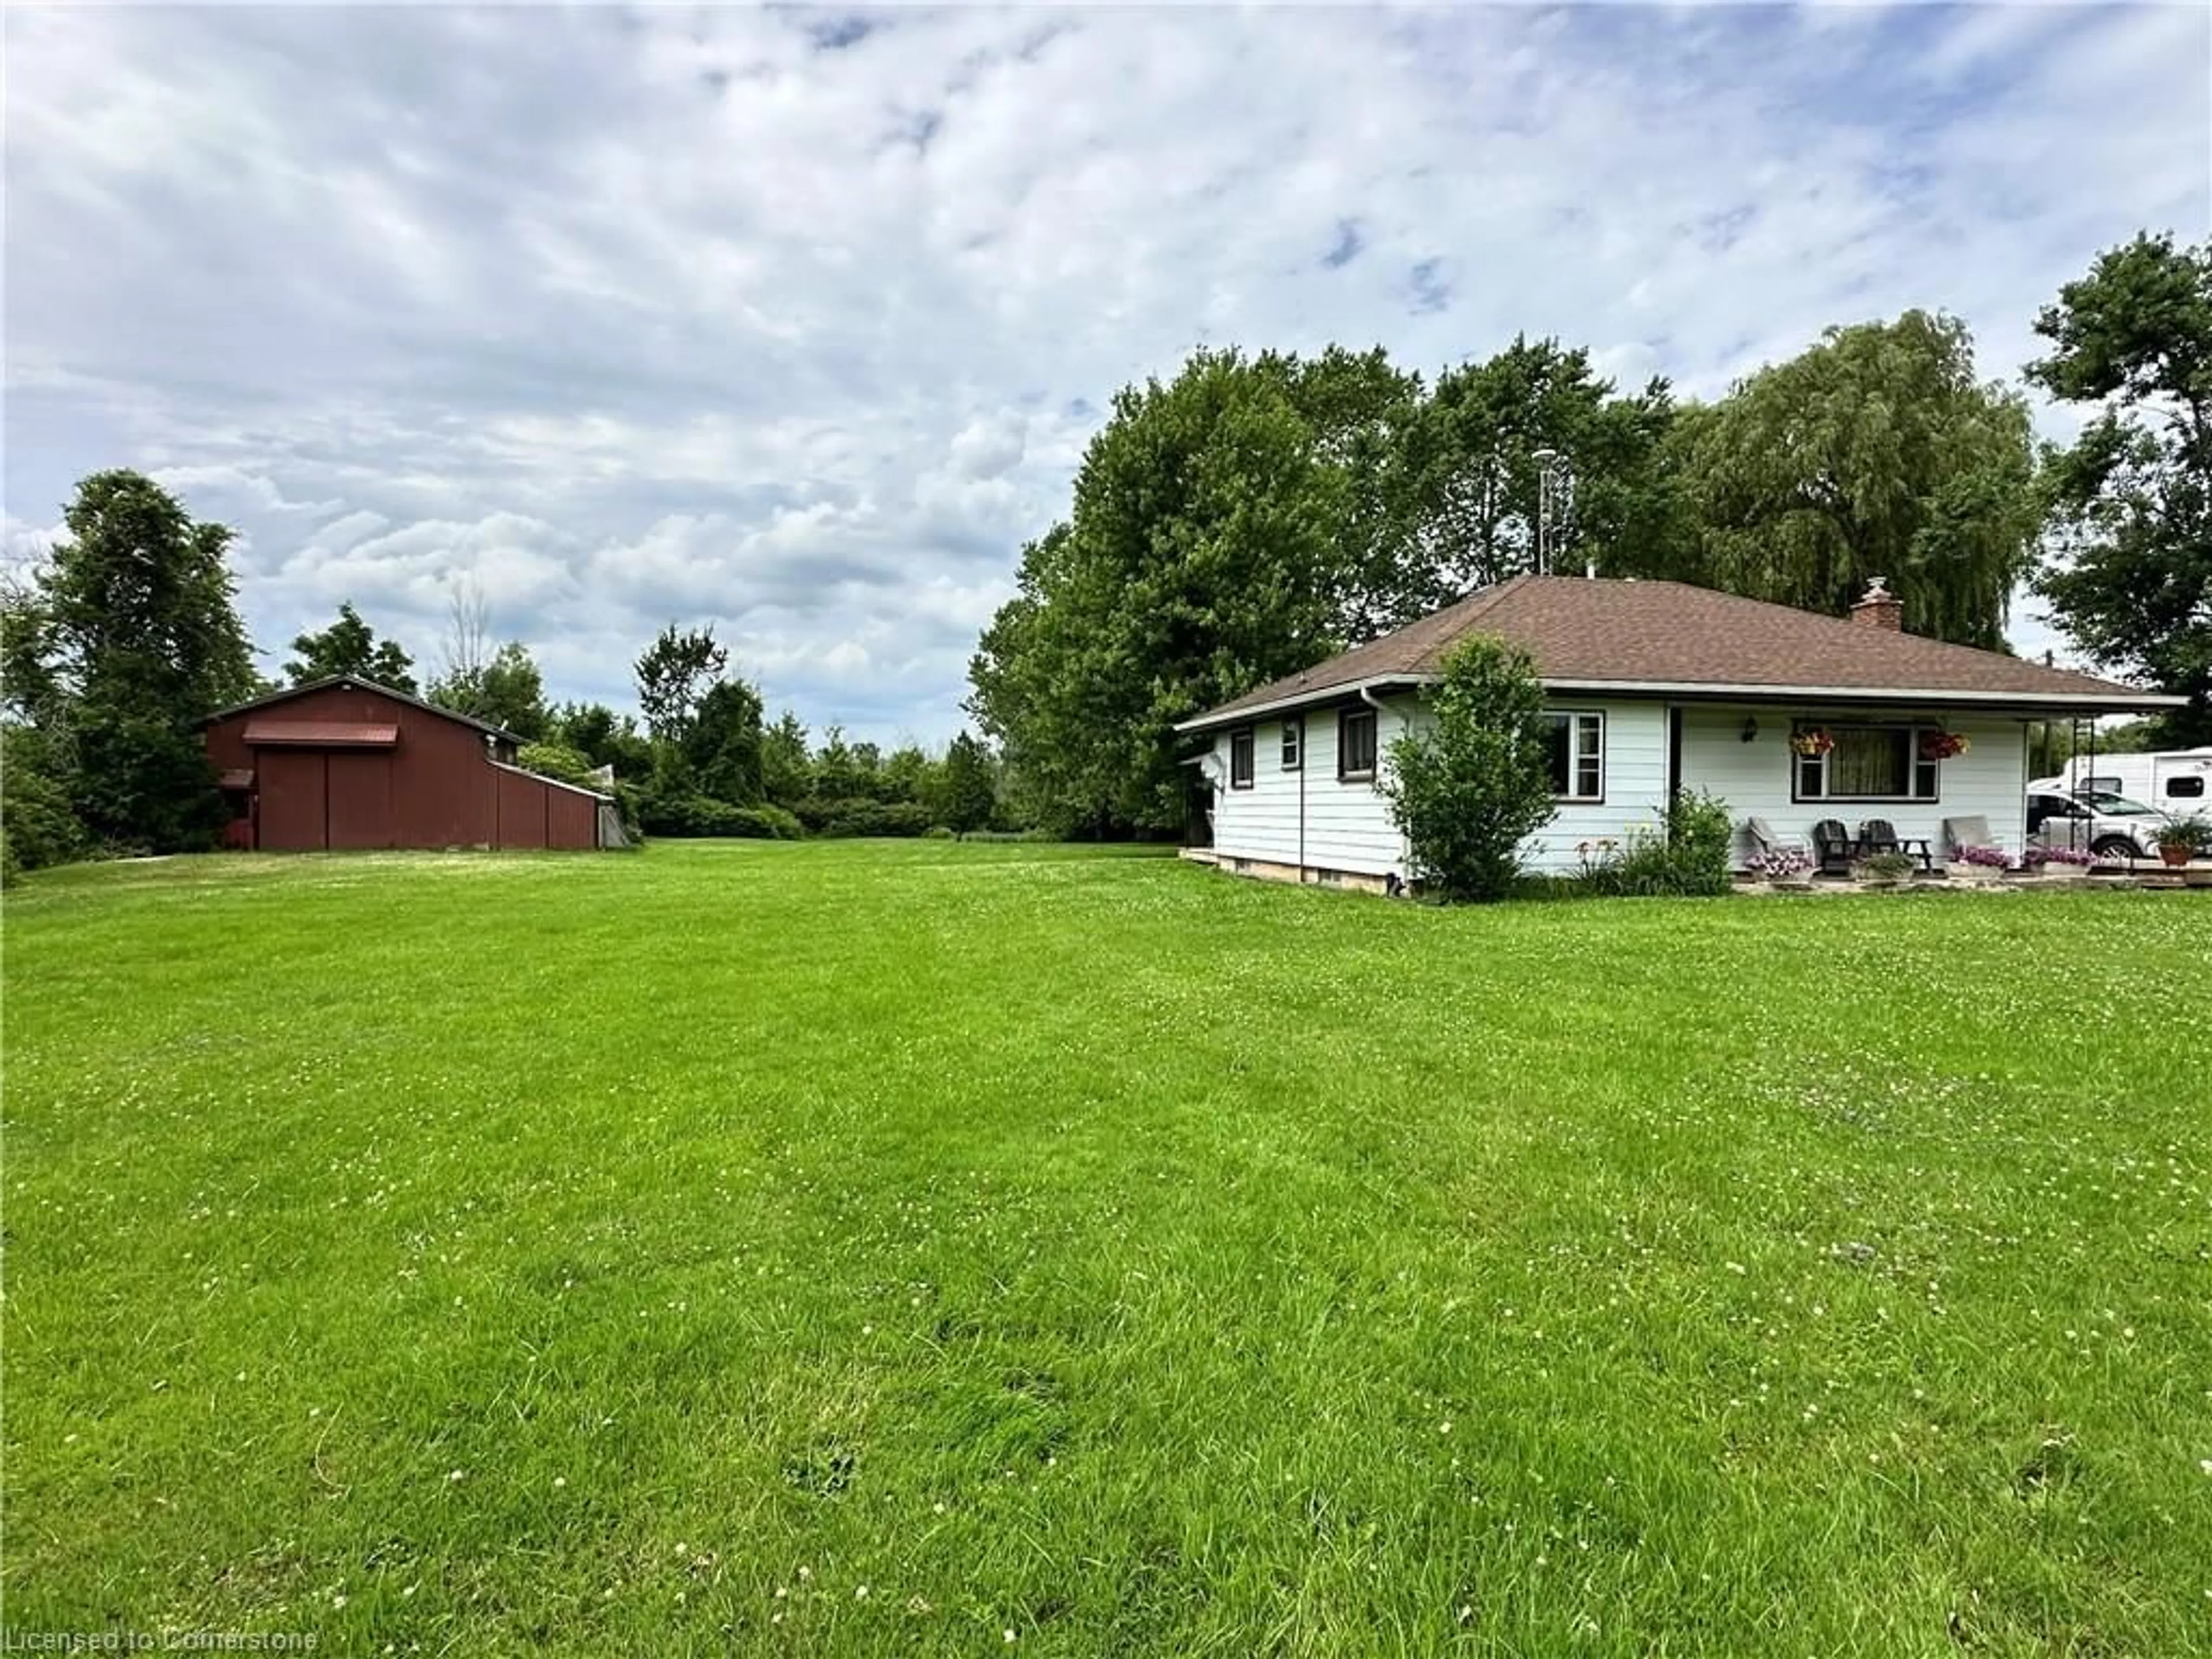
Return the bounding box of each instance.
[934,731,998,832]
[634,624,729,744]
[285,601,418,693]
[681,676,766,805]
[761,711,811,808]
[969,349,1359,833]
[1378,338,1683,619]
[1670,311,2040,646]
[429,641,548,739]
[32,470,258,850]
[550,701,654,778]
[2027,232,2212,743]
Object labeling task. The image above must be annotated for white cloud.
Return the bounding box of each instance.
[4,3,2205,734]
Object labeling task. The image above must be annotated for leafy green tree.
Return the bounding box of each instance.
[1,724,89,881]
[32,470,257,850]
[2027,232,2212,743]
[881,744,934,810]
[761,710,810,808]
[1,575,63,727]
[548,702,654,778]
[969,349,1357,833]
[284,602,418,693]
[1374,338,1683,620]
[934,731,998,832]
[811,725,861,802]
[1670,311,2040,646]
[1381,636,1557,902]
[681,677,765,805]
[429,641,548,739]
[634,624,728,744]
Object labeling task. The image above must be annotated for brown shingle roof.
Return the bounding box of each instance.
[1180,577,2174,729]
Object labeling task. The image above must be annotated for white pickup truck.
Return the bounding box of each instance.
[2025,788,2171,861]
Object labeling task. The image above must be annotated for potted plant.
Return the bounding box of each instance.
[1946,843,2011,884]
[1853,850,1919,890]
[1918,730,1970,761]
[2154,813,2207,868]
[1748,847,1814,890]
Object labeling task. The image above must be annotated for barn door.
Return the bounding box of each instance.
[257,751,328,850]
[327,752,397,849]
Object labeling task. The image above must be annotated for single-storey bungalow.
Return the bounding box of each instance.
[1176,575,2182,887]
[204,676,621,851]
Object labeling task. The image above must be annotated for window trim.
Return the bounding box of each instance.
[1790,721,1943,804]
[1545,710,1607,804]
[1337,707,1378,782]
[1228,727,1256,791]
[1281,717,1302,772]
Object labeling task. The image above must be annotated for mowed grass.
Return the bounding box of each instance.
[3,844,2209,1657]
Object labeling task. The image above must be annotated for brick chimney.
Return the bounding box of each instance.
[1850,577,1903,631]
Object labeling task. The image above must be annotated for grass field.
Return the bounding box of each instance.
[4,843,2209,1657]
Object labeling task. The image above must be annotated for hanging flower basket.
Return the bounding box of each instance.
[1790,729,1835,757]
[1919,730,1969,761]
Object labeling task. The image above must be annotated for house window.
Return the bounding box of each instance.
[1229,729,1255,790]
[1794,724,1939,801]
[1281,718,1302,771]
[1338,709,1377,781]
[1545,712,1604,801]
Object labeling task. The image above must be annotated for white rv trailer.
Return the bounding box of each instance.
[2031,748,2212,813]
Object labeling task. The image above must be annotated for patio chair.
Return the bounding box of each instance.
[1744,816,1805,857]
[1859,818,1934,872]
[1810,818,1857,877]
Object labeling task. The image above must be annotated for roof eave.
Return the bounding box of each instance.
[1535,678,2185,712]
[1173,675,1428,733]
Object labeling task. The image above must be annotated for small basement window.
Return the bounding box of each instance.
[1229,728,1255,790]
[1281,718,1302,771]
[1545,711,1604,802]
[1338,709,1377,781]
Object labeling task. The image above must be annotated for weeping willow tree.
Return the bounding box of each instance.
[1668,311,2041,647]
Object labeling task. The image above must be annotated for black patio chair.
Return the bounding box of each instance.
[1859,817,1934,872]
[1810,819,1857,877]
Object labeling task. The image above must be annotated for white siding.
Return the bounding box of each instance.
[1678,704,2030,866]
[1206,695,1675,880]
[1207,702,1408,877]
[1210,696,2036,883]
[1523,701,1671,873]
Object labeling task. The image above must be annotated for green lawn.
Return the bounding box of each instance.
[4,844,2209,1657]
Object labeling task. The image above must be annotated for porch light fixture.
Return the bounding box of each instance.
[1739,716,1759,744]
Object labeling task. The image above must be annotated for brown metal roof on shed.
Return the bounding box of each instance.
[242,719,399,747]
[203,676,608,853]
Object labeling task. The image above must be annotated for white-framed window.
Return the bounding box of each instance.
[1793,723,1940,801]
[1229,728,1255,790]
[1546,711,1604,801]
[1281,717,1302,771]
[1338,709,1377,781]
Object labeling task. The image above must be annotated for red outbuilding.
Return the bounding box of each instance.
[203,677,620,851]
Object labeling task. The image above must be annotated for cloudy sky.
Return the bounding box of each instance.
[6,3,2208,743]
